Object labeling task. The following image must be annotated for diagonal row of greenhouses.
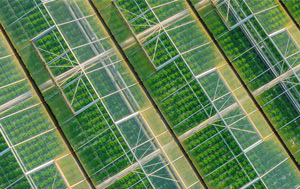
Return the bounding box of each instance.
[1,0,300,188]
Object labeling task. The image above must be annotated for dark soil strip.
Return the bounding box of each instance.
[186,0,300,171]
[278,0,300,30]
[88,1,208,188]
[0,24,95,188]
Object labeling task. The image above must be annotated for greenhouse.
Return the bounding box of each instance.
[1,0,300,188]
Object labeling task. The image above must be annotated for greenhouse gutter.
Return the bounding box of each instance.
[0,24,95,189]
[88,1,208,188]
[186,0,300,172]
[278,0,300,30]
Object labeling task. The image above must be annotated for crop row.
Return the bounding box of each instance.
[34,28,72,76]
[204,10,274,91]
[14,130,65,170]
[0,0,41,25]
[107,171,152,189]
[159,79,211,135]
[0,136,7,152]
[61,98,135,184]
[0,0,54,48]
[32,28,95,112]
[0,134,29,189]
[1,102,54,145]
[183,124,257,188]
[0,56,31,105]
[0,70,66,188]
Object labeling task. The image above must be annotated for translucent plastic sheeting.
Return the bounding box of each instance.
[0,134,29,189]
[55,154,86,187]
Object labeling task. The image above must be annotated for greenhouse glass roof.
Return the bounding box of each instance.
[1,0,300,188]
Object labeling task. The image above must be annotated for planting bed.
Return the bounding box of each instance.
[106,171,152,189]
[183,124,257,188]
[0,135,30,189]
[0,0,54,49]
